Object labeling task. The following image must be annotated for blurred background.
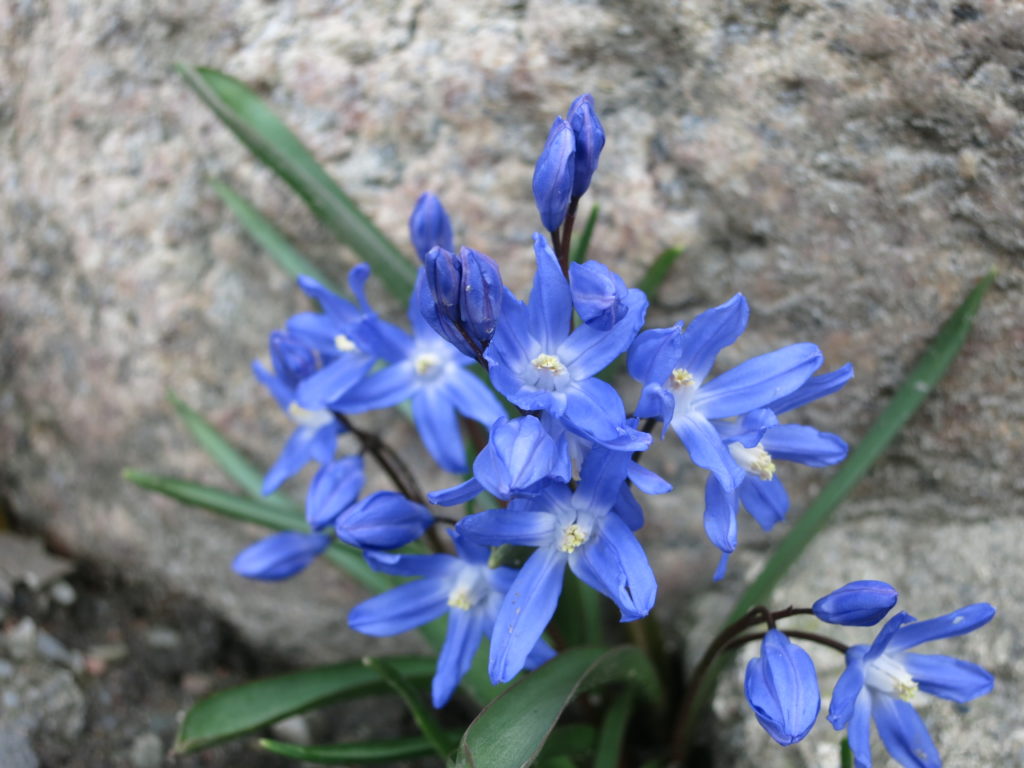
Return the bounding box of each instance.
[1,0,1021,765]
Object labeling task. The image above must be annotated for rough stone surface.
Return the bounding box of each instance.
[0,0,1021,764]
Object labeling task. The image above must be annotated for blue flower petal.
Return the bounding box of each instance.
[744,629,820,746]
[232,532,330,581]
[252,360,293,411]
[888,603,996,653]
[363,550,461,578]
[703,476,738,553]
[828,647,867,729]
[635,383,675,426]
[296,355,376,410]
[527,233,572,351]
[413,388,466,473]
[575,446,631,514]
[532,119,576,232]
[335,491,434,550]
[627,323,685,386]
[872,694,941,768]
[285,312,339,352]
[768,362,854,415]
[812,581,898,627]
[262,426,328,495]
[562,377,630,444]
[444,366,505,428]
[762,425,848,467]
[569,260,627,330]
[337,362,418,412]
[348,578,451,636]
[309,422,340,464]
[613,484,645,531]
[675,293,749,383]
[558,288,648,379]
[306,455,365,530]
[673,414,746,492]
[738,476,789,531]
[456,508,556,547]
[847,690,873,768]
[488,546,567,684]
[693,343,823,420]
[902,653,995,703]
[428,478,483,507]
[432,608,487,708]
[297,275,362,327]
[866,612,916,661]
[627,461,672,494]
[569,513,656,621]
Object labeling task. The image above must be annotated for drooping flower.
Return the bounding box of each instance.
[828,604,996,768]
[532,117,576,232]
[485,234,650,451]
[745,629,821,746]
[409,192,454,260]
[252,331,345,494]
[457,446,656,683]
[813,581,899,627]
[628,293,825,493]
[232,531,331,581]
[348,531,555,708]
[336,271,504,473]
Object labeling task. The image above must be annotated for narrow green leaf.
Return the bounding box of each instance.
[636,246,683,303]
[167,392,297,512]
[841,737,853,768]
[174,656,435,753]
[121,470,390,593]
[259,733,460,764]
[570,205,599,263]
[728,270,996,622]
[211,178,340,293]
[456,646,663,768]
[593,689,635,768]
[177,64,417,299]
[555,571,603,647]
[362,657,454,758]
[539,724,596,759]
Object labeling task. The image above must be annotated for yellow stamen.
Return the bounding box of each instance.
[447,587,473,611]
[414,353,441,376]
[532,353,568,376]
[559,524,587,554]
[334,334,357,352]
[670,368,695,389]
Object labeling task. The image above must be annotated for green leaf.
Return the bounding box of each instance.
[175,656,435,753]
[177,65,417,299]
[455,646,663,768]
[167,392,297,512]
[841,737,853,768]
[728,270,997,622]
[362,657,454,758]
[211,178,341,293]
[570,205,599,263]
[636,246,683,303]
[593,689,635,768]
[121,470,390,593]
[260,733,460,764]
[538,724,596,760]
[554,571,603,647]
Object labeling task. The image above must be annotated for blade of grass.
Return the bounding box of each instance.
[593,689,635,768]
[167,392,297,512]
[841,738,853,768]
[259,733,460,764]
[570,205,599,263]
[673,270,997,758]
[211,178,340,293]
[362,657,454,759]
[177,64,417,299]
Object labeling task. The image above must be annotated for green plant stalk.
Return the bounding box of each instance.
[259,733,463,764]
[362,657,454,758]
[594,688,636,768]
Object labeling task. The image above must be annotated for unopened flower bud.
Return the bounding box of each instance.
[409,192,454,261]
[335,491,433,550]
[569,260,628,330]
[232,531,330,581]
[269,331,317,388]
[532,117,576,232]
[457,246,503,348]
[813,580,899,626]
[306,456,365,530]
[567,94,605,198]
[745,629,820,746]
[421,246,503,358]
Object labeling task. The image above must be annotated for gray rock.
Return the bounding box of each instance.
[50,580,77,607]
[35,629,74,668]
[128,732,164,768]
[5,618,37,662]
[0,0,1020,763]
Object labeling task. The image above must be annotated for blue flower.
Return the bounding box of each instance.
[335,491,434,551]
[569,260,628,330]
[457,446,656,683]
[745,629,820,746]
[813,581,900,627]
[232,531,331,581]
[428,415,571,506]
[306,456,365,530]
[628,293,824,493]
[253,331,344,494]
[409,192,454,260]
[828,604,996,768]
[566,94,605,199]
[532,117,576,232]
[336,271,504,473]
[485,234,650,450]
[284,267,380,410]
[348,532,555,707]
[420,245,504,360]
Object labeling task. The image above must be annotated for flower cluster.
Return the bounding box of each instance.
[230,92,996,756]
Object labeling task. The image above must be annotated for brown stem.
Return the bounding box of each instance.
[557,197,581,278]
[724,629,849,655]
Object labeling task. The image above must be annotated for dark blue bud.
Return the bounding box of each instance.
[409,192,454,261]
[306,456,365,530]
[269,331,318,388]
[567,94,605,197]
[421,248,474,357]
[457,247,503,347]
[569,260,628,330]
[813,580,899,626]
[421,246,503,358]
[232,531,330,581]
[744,629,820,746]
[335,491,433,550]
[532,117,576,232]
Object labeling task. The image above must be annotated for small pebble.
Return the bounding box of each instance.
[6,617,38,661]
[50,580,77,606]
[180,672,214,697]
[0,658,14,679]
[129,732,163,768]
[36,630,74,667]
[144,626,181,651]
[270,714,312,745]
[2,689,20,709]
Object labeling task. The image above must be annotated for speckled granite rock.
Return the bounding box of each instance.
[0,0,1020,761]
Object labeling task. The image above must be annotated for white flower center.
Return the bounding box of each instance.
[532,353,568,376]
[287,402,334,429]
[559,523,587,553]
[334,334,357,353]
[729,442,777,481]
[669,368,695,389]
[414,353,442,377]
[866,655,919,703]
[447,586,474,611]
